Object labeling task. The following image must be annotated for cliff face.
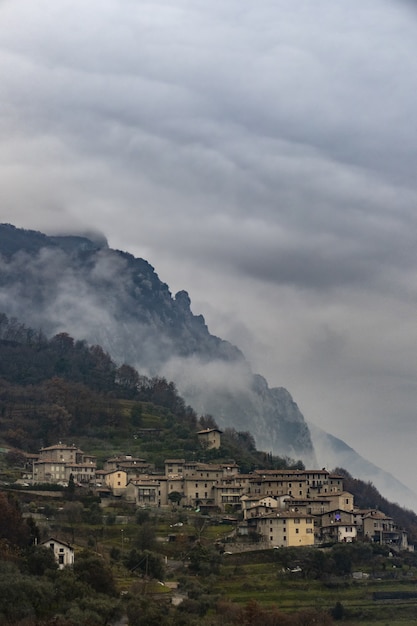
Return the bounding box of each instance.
[0,224,315,462]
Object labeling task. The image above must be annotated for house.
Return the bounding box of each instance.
[103,455,152,480]
[249,511,315,548]
[33,459,67,484]
[197,428,222,450]
[41,538,74,569]
[32,443,96,485]
[126,477,162,507]
[214,477,249,511]
[241,495,281,519]
[362,510,400,544]
[319,491,354,512]
[249,470,309,499]
[104,469,128,495]
[38,443,79,464]
[303,470,344,495]
[319,508,355,526]
[66,462,97,485]
[165,459,185,476]
[104,455,149,471]
[320,522,357,544]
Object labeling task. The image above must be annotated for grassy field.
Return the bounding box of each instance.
[209,557,417,623]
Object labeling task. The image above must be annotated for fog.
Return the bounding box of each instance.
[1,0,417,501]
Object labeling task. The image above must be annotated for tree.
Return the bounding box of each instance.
[134,522,157,552]
[168,491,183,506]
[135,509,150,525]
[73,551,117,595]
[199,414,219,430]
[116,364,140,398]
[66,473,75,500]
[0,491,32,549]
[331,601,345,621]
[0,561,55,623]
[124,549,164,580]
[60,501,84,543]
[131,403,143,427]
[84,502,103,525]
[126,596,170,626]
[22,545,58,576]
[188,543,221,575]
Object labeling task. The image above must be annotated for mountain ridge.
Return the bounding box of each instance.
[0,223,415,510]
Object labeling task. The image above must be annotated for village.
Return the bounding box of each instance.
[24,428,412,554]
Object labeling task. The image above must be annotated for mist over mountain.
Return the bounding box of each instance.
[1,223,416,510]
[0,224,313,461]
[308,422,417,513]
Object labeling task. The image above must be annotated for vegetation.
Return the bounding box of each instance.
[336,467,417,541]
[2,312,417,624]
[0,312,303,473]
[4,496,417,625]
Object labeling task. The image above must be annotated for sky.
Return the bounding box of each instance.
[1,0,417,493]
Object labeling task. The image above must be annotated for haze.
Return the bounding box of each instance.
[1,1,417,494]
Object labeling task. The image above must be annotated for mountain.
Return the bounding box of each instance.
[308,423,417,513]
[0,223,313,461]
[0,223,416,510]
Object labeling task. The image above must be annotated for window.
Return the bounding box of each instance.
[295,528,299,534]
[306,528,313,534]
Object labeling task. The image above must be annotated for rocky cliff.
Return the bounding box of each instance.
[0,223,315,461]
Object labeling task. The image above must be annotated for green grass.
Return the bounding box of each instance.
[207,560,417,623]
[213,563,417,624]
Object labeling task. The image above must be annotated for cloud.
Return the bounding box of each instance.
[1,0,417,492]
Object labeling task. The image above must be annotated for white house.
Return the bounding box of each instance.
[41,538,74,569]
[320,522,357,544]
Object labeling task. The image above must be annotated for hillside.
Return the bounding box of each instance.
[0,314,302,474]
[1,312,417,544]
[0,223,314,461]
[0,223,416,511]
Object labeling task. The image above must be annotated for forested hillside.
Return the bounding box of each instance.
[0,223,315,463]
[0,313,301,472]
[335,468,417,542]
